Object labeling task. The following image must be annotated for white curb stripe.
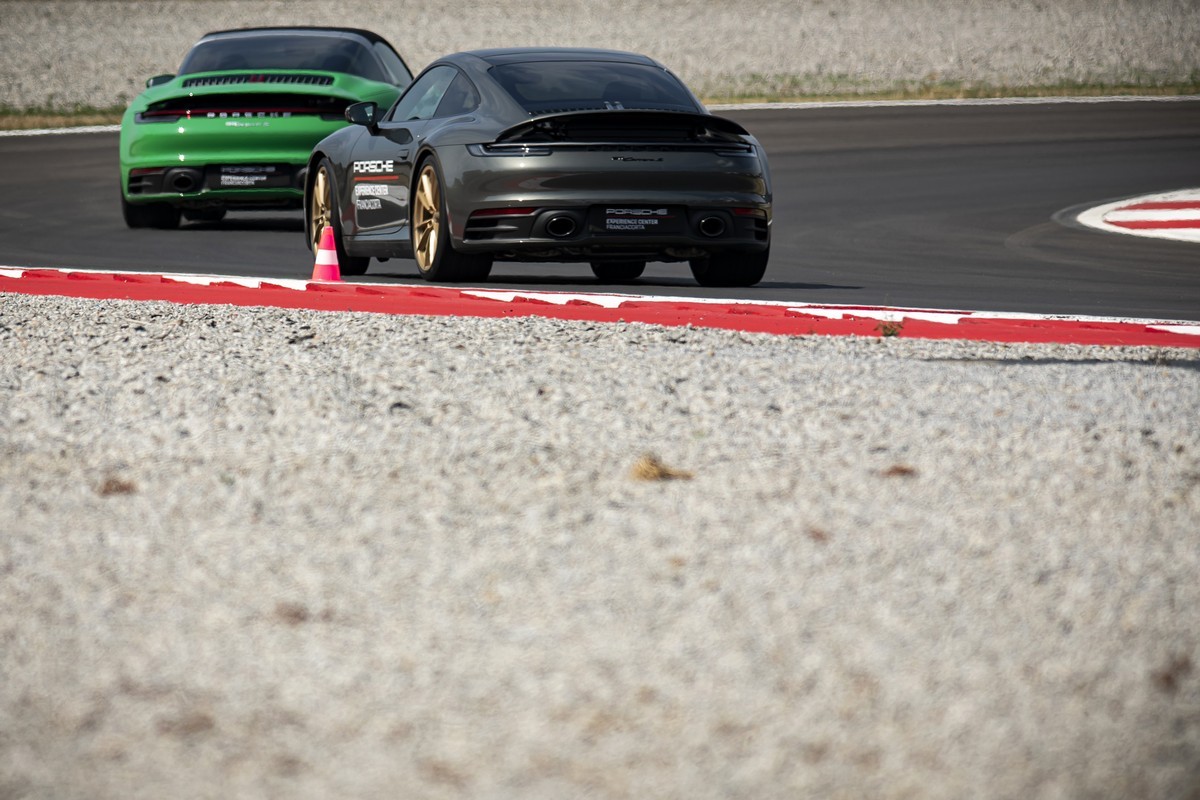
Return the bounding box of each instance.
[792,308,969,325]
[462,290,631,309]
[1077,189,1200,243]
[1148,324,1200,336]
[1104,209,1200,223]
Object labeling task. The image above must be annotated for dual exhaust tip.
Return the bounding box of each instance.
[546,215,578,238]
[544,213,727,239]
[697,215,726,238]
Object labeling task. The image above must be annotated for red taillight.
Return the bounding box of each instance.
[138,93,350,123]
[142,108,309,118]
[732,207,765,217]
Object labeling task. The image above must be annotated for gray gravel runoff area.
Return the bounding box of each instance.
[1,0,1198,109]
[1,295,1198,798]
[3,1,1200,797]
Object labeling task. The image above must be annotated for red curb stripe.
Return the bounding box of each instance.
[2,269,1198,348]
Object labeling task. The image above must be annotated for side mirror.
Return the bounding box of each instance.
[345,101,379,130]
[146,74,175,88]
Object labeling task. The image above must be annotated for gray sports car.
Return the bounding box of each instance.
[304,48,772,286]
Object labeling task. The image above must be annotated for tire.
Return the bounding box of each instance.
[182,207,227,223]
[309,158,370,276]
[689,245,769,288]
[121,194,180,229]
[590,261,646,283]
[412,158,492,283]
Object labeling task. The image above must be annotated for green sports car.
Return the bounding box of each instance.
[119,26,412,228]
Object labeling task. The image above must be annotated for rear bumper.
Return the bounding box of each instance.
[119,112,342,207]
[456,204,770,262]
[123,163,307,209]
[438,144,772,262]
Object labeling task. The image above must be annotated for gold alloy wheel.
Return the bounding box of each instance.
[413,163,440,273]
[310,165,333,254]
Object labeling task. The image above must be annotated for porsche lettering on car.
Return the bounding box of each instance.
[119,27,412,229]
[304,48,772,286]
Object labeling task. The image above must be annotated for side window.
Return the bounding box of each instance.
[373,41,413,86]
[387,66,457,122]
[434,73,480,118]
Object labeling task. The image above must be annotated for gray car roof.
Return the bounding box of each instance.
[453,48,662,67]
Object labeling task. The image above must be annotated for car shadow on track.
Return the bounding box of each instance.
[365,269,858,294]
[178,217,305,233]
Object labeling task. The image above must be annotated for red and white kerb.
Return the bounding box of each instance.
[2,267,1198,347]
[1078,189,1200,243]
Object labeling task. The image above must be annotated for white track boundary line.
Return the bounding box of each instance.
[709,95,1200,111]
[0,124,121,138]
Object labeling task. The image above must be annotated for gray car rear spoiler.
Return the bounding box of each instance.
[495,109,752,144]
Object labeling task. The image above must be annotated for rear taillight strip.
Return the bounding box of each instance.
[140,108,317,118]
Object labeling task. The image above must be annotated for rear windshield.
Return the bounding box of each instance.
[489,61,699,114]
[180,34,401,84]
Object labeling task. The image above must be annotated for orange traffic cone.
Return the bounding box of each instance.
[311,225,341,281]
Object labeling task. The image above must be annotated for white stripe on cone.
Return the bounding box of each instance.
[311,226,341,281]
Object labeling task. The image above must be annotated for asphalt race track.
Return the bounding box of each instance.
[2,100,1198,321]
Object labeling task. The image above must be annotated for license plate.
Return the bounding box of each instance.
[590,206,684,235]
[208,165,291,189]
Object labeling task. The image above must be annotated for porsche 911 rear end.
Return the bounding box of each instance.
[122,75,355,199]
[119,27,409,229]
[443,110,772,286]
